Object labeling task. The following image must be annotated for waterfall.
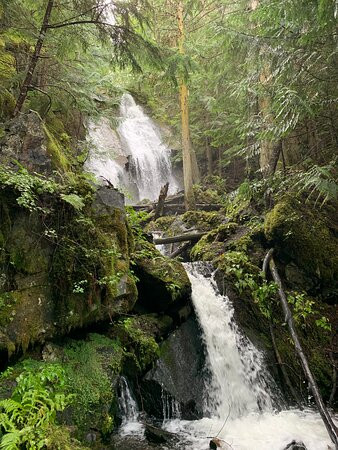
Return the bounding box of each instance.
[163,263,336,450]
[117,93,180,201]
[85,94,180,202]
[117,376,144,437]
[161,387,181,422]
[185,263,275,419]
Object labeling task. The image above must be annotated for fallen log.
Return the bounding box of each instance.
[169,242,191,258]
[164,203,222,212]
[265,249,338,447]
[153,231,206,245]
[132,203,222,213]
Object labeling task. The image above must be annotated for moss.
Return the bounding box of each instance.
[182,210,225,231]
[43,124,71,172]
[112,316,160,371]
[193,184,222,204]
[60,334,123,438]
[146,215,177,234]
[190,222,238,261]
[0,88,15,120]
[0,50,15,86]
[264,197,338,293]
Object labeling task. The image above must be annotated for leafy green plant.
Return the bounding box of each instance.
[0,362,72,450]
[252,281,278,319]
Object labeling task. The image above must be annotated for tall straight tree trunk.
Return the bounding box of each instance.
[250,0,281,178]
[177,0,198,210]
[13,0,54,116]
[206,137,213,175]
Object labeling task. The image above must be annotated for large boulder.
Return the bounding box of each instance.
[265,196,338,302]
[133,242,191,316]
[0,182,137,355]
[0,112,70,173]
[140,317,206,420]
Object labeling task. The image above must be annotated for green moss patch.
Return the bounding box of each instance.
[265,197,338,295]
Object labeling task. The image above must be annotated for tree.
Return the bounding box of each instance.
[177,0,197,209]
[9,0,158,117]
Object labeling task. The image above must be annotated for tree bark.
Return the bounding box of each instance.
[206,137,213,175]
[169,242,190,258]
[177,0,197,210]
[266,251,338,447]
[13,0,54,116]
[153,182,169,220]
[153,231,206,245]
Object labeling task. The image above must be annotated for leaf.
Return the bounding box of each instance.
[60,194,85,211]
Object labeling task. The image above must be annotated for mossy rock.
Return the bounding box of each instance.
[133,241,191,313]
[0,88,15,120]
[51,334,123,439]
[190,222,238,261]
[111,316,160,373]
[265,197,338,300]
[0,177,137,354]
[0,49,16,86]
[182,210,225,232]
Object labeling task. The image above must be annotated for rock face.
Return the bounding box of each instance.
[0,190,137,354]
[0,112,68,174]
[265,196,338,303]
[133,242,191,316]
[140,317,206,420]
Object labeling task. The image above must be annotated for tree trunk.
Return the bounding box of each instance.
[13,0,54,116]
[266,251,338,447]
[153,182,169,220]
[206,137,213,175]
[177,0,196,210]
[153,231,206,245]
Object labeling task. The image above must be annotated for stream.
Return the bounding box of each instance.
[86,94,336,449]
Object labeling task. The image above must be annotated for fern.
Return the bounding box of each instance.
[60,193,85,211]
[0,362,73,450]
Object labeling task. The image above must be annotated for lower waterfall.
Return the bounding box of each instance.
[118,262,335,449]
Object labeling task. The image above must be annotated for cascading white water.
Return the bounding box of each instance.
[163,263,336,450]
[118,376,144,437]
[84,117,130,189]
[185,263,275,419]
[161,387,181,422]
[85,94,180,202]
[118,93,180,201]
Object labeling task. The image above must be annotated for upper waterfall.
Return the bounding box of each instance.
[85,93,180,203]
[118,93,180,201]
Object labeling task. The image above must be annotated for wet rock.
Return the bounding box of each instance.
[133,243,191,314]
[92,185,125,215]
[283,441,307,450]
[144,423,178,444]
[110,435,157,450]
[209,437,222,449]
[140,316,206,420]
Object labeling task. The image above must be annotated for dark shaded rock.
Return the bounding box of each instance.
[0,112,53,174]
[134,243,191,315]
[144,423,178,444]
[140,316,206,420]
[283,441,307,450]
[209,437,222,449]
[92,185,125,215]
[110,435,157,449]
